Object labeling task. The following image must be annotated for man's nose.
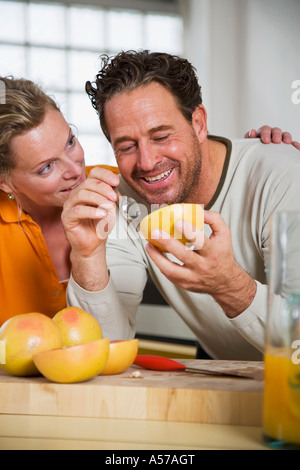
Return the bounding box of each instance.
[136,142,163,172]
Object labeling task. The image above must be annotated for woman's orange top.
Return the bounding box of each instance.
[0,165,119,326]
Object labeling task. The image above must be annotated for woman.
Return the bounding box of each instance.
[0,76,296,326]
[0,77,117,325]
[0,77,87,324]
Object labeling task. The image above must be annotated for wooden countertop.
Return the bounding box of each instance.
[0,359,264,427]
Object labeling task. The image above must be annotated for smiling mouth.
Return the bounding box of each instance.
[143,169,173,184]
[62,181,81,192]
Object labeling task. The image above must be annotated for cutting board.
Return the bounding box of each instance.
[0,360,264,426]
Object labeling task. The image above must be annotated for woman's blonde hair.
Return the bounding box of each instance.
[0,77,60,179]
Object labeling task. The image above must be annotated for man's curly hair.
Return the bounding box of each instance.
[86,50,202,141]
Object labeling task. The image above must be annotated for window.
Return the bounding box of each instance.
[0,0,183,166]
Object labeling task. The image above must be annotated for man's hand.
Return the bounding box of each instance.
[246,125,300,150]
[62,167,119,257]
[61,167,119,291]
[145,210,257,318]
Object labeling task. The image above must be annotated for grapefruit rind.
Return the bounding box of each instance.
[0,313,63,376]
[52,306,103,347]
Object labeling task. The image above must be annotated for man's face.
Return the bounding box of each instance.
[105,82,203,206]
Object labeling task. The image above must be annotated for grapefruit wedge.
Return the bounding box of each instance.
[33,338,109,383]
[140,203,204,251]
[100,339,138,375]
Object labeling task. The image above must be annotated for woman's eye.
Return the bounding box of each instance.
[38,163,52,175]
[68,134,76,147]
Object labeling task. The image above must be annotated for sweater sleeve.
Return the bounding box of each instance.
[66,273,136,340]
[229,281,267,352]
[66,213,148,340]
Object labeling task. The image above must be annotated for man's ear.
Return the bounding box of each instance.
[192,105,208,143]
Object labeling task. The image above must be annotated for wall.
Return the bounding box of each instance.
[136,0,300,347]
[181,0,300,140]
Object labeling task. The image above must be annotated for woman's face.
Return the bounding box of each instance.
[7,108,85,211]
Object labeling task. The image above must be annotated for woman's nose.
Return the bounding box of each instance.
[63,146,84,179]
[62,159,83,180]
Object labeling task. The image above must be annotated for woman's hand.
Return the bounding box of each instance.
[246,125,300,150]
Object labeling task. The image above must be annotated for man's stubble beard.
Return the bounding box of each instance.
[134,141,203,206]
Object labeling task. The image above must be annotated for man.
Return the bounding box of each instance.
[62,51,300,360]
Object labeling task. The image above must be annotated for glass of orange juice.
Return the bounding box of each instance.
[263,212,300,449]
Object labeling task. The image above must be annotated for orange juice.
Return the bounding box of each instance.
[263,350,300,446]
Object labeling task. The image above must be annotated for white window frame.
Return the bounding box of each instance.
[0,0,183,165]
